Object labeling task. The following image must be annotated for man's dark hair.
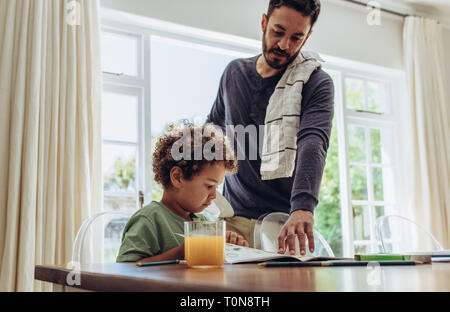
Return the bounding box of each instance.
[267,0,321,28]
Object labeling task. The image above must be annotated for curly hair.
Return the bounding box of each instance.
[152,123,237,189]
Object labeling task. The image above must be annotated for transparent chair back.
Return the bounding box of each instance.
[72,210,134,265]
[254,212,335,257]
[375,215,444,253]
[203,191,235,220]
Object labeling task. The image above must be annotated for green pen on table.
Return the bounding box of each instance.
[258,260,423,267]
[136,260,181,267]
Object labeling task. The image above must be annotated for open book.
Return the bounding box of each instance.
[225,243,351,264]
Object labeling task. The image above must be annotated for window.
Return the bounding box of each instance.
[98,18,257,262]
[99,12,406,259]
[315,65,403,257]
[149,36,249,200]
[101,29,141,77]
[343,74,397,255]
[101,29,145,214]
[100,28,147,262]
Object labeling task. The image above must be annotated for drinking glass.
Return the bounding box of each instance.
[184,220,226,268]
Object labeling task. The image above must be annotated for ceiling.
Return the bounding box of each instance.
[357,0,450,27]
[399,0,450,14]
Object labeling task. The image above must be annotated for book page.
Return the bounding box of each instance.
[225,244,322,264]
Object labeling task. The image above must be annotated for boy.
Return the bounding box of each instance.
[117,123,248,263]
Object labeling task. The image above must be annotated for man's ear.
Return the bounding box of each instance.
[261,13,268,33]
[170,166,183,189]
[301,29,313,48]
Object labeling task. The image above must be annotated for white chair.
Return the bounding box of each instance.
[375,215,444,253]
[204,191,235,219]
[71,210,134,265]
[254,212,335,257]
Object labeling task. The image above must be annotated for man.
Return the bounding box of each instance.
[207,0,334,256]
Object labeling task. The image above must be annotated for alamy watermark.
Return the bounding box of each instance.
[66,261,81,286]
[367,1,381,26]
[170,124,279,162]
[366,261,382,286]
[66,1,81,26]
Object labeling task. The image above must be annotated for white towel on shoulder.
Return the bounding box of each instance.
[260,51,324,180]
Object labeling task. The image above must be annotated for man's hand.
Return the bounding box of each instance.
[277,210,314,256]
[226,231,249,247]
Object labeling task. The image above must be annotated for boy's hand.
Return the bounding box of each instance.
[226,231,249,247]
[176,243,185,259]
[136,243,185,263]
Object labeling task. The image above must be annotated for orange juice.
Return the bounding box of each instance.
[185,236,225,268]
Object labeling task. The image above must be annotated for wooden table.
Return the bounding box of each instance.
[35,262,450,292]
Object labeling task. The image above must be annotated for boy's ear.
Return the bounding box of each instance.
[170,166,183,189]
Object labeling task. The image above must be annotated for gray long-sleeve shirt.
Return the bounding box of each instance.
[207,54,334,219]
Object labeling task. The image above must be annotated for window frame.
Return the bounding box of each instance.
[101,26,147,209]
[323,58,406,256]
[100,10,260,207]
[102,84,144,199]
[101,27,144,79]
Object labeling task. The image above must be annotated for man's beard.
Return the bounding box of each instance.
[262,28,302,70]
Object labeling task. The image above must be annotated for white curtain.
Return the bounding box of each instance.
[403,16,450,249]
[0,0,102,291]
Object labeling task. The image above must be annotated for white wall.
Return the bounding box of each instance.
[100,0,405,69]
[100,0,266,41]
[306,0,404,69]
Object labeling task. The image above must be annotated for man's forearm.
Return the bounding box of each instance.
[290,134,328,214]
[291,193,317,214]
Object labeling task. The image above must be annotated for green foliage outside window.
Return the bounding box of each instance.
[315,116,342,256]
[104,155,136,192]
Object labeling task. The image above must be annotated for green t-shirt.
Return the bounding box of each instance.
[116,201,208,262]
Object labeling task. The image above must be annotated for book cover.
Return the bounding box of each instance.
[354,253,432,263]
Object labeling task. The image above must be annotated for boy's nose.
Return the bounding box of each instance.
[210,191,217,200]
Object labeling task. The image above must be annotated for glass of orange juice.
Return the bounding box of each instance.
[184,220,225,268]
